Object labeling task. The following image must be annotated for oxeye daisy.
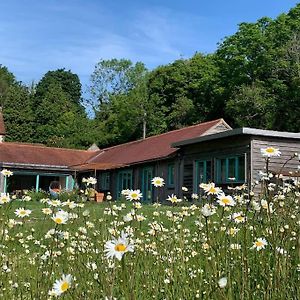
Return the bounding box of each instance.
[201,182,222,195]
[42,208,53,215]
[1,169,13,177]
[51,210,69,225]
[0,193,11,204]
[260,147,281,157]
[251,238,268,251]
[51,274,72,296]
[15,208,32,218]
[217,194,236,207]
[126,189,143,201]
[201,204,216,217]
[167,194,182,204]
[104,231,134,261]
[48,199,62,207]
[151,177,165,187]
[231,212,246,223]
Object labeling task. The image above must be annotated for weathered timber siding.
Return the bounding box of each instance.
[251,137,300,182]
[180,136,251,192]
[104,157,180,202]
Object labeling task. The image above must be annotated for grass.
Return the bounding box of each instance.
[0,163,300,298]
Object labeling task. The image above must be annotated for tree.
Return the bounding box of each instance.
[33,69,91,148]
[0,65,17,107]
[34,69,83,110]
[88,59,153,146]
[226,82,276,128]
[2,84,34,142]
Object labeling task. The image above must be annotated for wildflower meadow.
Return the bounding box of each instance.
[0,147,299,299]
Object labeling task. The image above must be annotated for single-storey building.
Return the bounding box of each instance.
[0,111,299,201]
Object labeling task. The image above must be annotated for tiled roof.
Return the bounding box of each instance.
[0,119,230,170]
[0,142,98,167]
[86,119,228,167]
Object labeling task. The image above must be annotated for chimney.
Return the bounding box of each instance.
[0,107,6,142]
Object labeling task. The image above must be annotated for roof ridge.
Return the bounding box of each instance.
[101,118,223,152]
[1,141,94,153]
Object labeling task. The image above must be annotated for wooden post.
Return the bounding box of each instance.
[35,174,40,192]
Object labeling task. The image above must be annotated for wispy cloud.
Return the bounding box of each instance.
[0,0,298,87]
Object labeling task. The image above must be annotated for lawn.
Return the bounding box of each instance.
[0,169,299,299]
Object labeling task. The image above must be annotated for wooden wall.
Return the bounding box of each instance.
[251,137,300,182]
[179,136,251,193]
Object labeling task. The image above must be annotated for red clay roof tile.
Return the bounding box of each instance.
[0,142,97,167]
[87,119,225,166]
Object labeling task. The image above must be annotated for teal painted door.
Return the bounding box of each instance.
[141,167,153,203]
[117,170,133,198]
[194,160,212,193]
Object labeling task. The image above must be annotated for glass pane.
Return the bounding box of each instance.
[220,159,226,182]
[168,164,175,185]
[197,161,205,183]
[228,158,236,179]
[238,156,245,181]
[206,161,212,182]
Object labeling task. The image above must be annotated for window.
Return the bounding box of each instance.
[117,170,133,196]
[141,167,153,202]
[216,155,245,183]
[168,164,175,186]
[194,160,212,192]
[99,172,110,190]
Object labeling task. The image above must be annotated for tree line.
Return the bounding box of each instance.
[1,4,300,149]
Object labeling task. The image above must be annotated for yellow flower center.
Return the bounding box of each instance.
[155,180,161,185]
[131,193,138,198]
[20,211,26,215]
[61,282,69,292]
[266,148,275,153]
[209,187,216,193]
[55,218,63,224]
[222,198,230,205]
[255,241,263,247]
[236,216,244,221]
[115,243,127,252]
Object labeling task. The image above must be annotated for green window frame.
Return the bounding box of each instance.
[194,160,212,192]
[167,164,175,187]
[141,167,153,202]
[117,169,133,196]
[216,155,245,184]
[99,172,110,190]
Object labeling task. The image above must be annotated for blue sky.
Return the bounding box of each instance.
[0,0,299,90]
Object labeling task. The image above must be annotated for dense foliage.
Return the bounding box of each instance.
[1,4,300,149]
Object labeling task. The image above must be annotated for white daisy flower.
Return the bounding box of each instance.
[42,208,52,215]
[1,169,13,177]
[167,194,182,204]
[51,210,69,225]
[82,177,97,186]
[251,238,268,251]
[260,147,281,157]
[0,193,11,204]
[151,177,165,187]
[217,194,236,207]
[15,208,32,218]
[201,182,222,195]
[104,231,134,261]
[201,204,216,217]
[51,274,72,296]
[126,189,143,201]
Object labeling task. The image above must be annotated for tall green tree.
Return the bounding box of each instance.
[3,84,34,142]
[89,59,156,146]
[33,69,91,148]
